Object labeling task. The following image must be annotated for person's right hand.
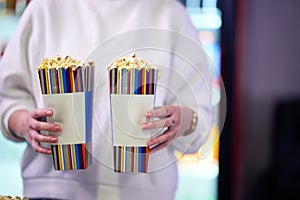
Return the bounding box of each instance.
[8,108,62,155]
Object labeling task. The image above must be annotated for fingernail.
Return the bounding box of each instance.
[148,141,155,147]
[142,122,151,129]
[55,122,63,127]
[50,137,57,143]
[141,124,147,129]
[54,125,62,131]
[46,110,52,115]
[146,112,152,118]
[46,150,52,155]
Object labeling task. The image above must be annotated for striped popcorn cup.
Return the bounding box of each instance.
[37,56,94,170]
[108,53,158,173]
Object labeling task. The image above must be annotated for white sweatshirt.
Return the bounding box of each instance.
[0,0,213,199]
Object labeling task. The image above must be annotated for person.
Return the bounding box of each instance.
[0,0,213,199]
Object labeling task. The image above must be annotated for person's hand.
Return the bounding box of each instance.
[8,108,62,154]
[142,105,193,153]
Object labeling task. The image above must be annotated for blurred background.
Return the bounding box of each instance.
[1,0,300,199]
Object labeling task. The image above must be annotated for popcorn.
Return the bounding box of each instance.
[37,55,94,70]
[0,196,29,200]
[108,53,152,70]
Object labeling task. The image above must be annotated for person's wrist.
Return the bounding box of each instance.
[8,110,28,139]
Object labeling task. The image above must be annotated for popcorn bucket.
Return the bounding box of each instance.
[109,54,158,173]
[38,56,94,170]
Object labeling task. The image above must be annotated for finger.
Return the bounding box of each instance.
[141,117,173,130]
[31,108,53,119]
[145,106,175,118]
[149,141,170,153]
[31,138,52,154]
[147,128,177,147]
[29,119,62,132]
[30,129,58,143]
[149,130,178,153]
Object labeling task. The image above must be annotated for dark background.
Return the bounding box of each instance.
[218,0,300,199]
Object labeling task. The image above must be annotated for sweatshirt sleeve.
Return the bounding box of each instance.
[167,49,214,155]
[166,1,214,154]
[0,2,39,142]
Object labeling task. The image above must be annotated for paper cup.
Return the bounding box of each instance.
[109,67,158,173]
[37,57,94,170]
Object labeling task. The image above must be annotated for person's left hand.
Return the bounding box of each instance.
[142,105,188,153]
